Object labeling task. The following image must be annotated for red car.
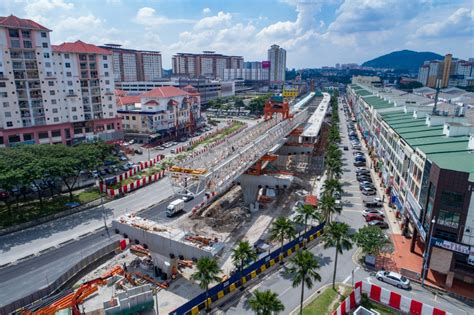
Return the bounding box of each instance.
[365,213,384,222]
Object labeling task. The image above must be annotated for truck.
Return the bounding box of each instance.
[166,199,185,217]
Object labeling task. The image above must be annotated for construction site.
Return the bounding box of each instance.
[19,91,331,315]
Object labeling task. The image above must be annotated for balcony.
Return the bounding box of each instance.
[20,111,31,118]
[84,114,92,120]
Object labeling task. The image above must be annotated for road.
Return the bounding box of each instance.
[219,97,471,315]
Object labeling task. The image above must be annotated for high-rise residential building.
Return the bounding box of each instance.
[441,53,452,88]
[427,61,443,88]
[268,44,286,83]
[100,44,162,82]
[0,15,122,147]
[223,61,269,81]
[417,65,430,86]
[171,51,243,79]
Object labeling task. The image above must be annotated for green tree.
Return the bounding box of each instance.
[294,204,321,247]
[247,289,285,315]
[235,98,245,108]
[231,240,257,284]
[323,222,353,289]
[323,178,342,198]
[288,250,321,315]
[191,257,222,311]
[353,225,390,257]
[270,216,296,260]
[326,157,343,180]
[318,194,339,223]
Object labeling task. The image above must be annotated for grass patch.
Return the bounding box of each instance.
[360,294,397,315]
[188,121,245,151]
[0,187,104,228]
[108,164,164,189]
[302,285,351,315]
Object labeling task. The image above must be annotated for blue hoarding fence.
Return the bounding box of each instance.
[169,222,325,315]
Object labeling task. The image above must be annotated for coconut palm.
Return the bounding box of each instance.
[326,157,343,180]
[191,257,222,311]
[270,216,296,260]
[323,178,342,198]
[294,204,321,235]
[232,240,257,285]
[247,289,285,315]
[318,194,340,223]
[288,250,322,315]
[323,222,353,289]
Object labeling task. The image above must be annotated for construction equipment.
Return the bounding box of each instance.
[22,266,129,315]
[264,95,292,121]
[245,154,278,176]
[169,165,207,175]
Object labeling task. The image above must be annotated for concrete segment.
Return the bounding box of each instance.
[237,173,293,204]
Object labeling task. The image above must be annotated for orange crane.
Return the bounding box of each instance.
[23,266,127,315]
[245,154,278,176]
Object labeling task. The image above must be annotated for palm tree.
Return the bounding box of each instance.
[294,204,321,234]
[232,240,257,286]
[191,257,222,311]
[323,178,342,198]
[323,222,353,289]
[318,194,339,223]
[288,250,321,315]
[270,216,296,261]
[247,289,285,315]
[326,157,343,180]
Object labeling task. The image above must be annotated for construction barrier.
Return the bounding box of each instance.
[332,281,452,315]
[169,223,325,315]
[100,170,166,197]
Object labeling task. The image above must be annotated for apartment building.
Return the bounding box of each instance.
[100,44,162,82]
[268,44,286,84]
[417,54,474,88]
[347,77,474,289]
[223,61,270,81]
[117,86,202,142]
[0,15,121,146]
[171,51,243,79]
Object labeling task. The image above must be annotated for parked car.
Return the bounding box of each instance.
[181,193,194,202]
[352,145,362,150]
[364,197,383,207]
[362,209,384,217]
[121,165,129,171]
[365,213,385,222]
[155,146,165,150]
[354,161,366,167]
[375,271,410,289]
[91,170,99,178]
[356,169,370,175]
[361,187,376,195]
[343,146,349,151]
[357,176,372,182]
[354,156,366,162]
[119,156,128,161]
[134,149,143,155]
[368,220,389,229]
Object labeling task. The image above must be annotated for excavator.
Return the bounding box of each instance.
[22,266,129,315]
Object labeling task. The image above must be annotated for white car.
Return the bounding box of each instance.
[362,209,384,217]
[375,271,411,289]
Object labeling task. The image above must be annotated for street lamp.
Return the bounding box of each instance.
[421,216,436,287]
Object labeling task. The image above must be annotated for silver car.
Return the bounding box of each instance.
[375,271,411,289]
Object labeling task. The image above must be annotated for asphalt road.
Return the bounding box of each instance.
[219,98,471,315]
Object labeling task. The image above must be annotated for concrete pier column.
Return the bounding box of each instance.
[276,155,288,167]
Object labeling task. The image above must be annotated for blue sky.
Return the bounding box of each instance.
[1,0,472,69]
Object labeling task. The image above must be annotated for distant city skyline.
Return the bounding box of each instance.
[0,0,472,69]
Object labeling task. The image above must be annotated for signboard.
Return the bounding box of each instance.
[431,237,469,255]
[405,201,426,240]
[469,247,474,266]
[262,61,270,69]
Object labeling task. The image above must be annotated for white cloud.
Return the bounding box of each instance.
[194,11,232,30]
[24,0,73,16]
[415,8,474,38]
[134,7,195,27]
[202,7,211,15]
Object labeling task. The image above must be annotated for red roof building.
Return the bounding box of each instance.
[117,95,141,107]
[52,40,112,55]
[141,86,190,98]
[0,15,50,31]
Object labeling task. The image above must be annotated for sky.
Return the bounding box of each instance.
[0,0,472,69]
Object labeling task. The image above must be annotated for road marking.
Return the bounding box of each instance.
[342,274,351,284]
[279,285,293,297]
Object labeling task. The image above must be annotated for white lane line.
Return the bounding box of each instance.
[342,275,351,284]
[279,285,293,297]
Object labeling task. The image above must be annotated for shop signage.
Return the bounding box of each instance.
[431,237,469,255]
[405,202,426,240]
[469,247,474,266]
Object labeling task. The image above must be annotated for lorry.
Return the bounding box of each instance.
[166,199,185,217]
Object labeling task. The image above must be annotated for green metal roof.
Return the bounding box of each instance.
[362,96,393,109]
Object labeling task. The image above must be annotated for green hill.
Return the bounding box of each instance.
[362,50,443,72]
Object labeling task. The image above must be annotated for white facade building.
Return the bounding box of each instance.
[268,44,286,83]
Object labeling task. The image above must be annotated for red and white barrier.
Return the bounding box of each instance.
[332,282,451,315]
[332,286,361,315]
[100,170,166,197]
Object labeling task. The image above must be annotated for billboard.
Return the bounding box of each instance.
[262,61,271,69]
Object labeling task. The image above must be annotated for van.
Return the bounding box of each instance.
[166,199,185,217]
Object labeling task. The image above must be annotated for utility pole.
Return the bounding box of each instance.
[421,216,436,287]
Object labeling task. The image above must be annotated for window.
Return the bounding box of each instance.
[10,39,20,48]
[68,89,74,95]
[72,115,78,120]
[102,56,107,60]
[52,130,61,137]
[23,40,32,48]
[51,99,57,104]
[52,108,58,113]
[23,133,32,141]
[109,112,113,117]
[48,81,54,86]
[45,62,51,68]
[0,92,7,97]
[3,102,9,107]
[65,62,71,68]
[440,191,464,208]
[6,121,13,127]
[9,29,19,37]
[42,42,48,48]
[437,210,460,229]
[38,132,49,139]
[132,116,136,120]
[5,112,11,117]
[104,72,109,77]
[43,53,50,58]
[46,72,52,77]
[0,82,5,87]
[104,64,108,68]
[41,32,47,38]
[50,90,55,96]
[53,117,59,122]
[64,54,70,59]
[66,72,72,77]
[67,81,73,86]
[108,104,113,108]
[105,80,110,85]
